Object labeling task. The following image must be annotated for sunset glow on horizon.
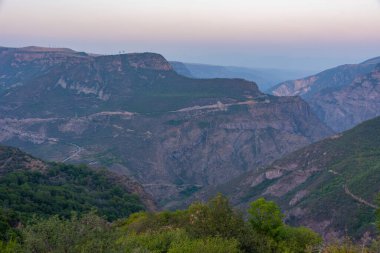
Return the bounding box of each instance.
[1,0,379,70]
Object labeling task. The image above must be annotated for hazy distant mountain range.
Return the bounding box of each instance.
[170,61,315,92]
[271,57,380,131]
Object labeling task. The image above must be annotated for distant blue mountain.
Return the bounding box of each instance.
[170,61,315,92]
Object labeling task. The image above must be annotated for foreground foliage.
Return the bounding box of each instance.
[1,194,379,252]
[0,195,322,253]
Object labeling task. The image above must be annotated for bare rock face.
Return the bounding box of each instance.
[0,46,333,207]
[126,53,173,71]
[309,65,380,131]
[270,58,380,132]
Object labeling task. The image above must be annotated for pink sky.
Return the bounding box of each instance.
[0,0,379,70]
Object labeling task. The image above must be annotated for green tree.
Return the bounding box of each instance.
[117,229,188,253]
[248,198,284,236]
[0,239,21,253]
[186,194,245,239]
[122,210,188,234]
[0,208,20,241]
[277,226,322,253]
[248,198,322,253]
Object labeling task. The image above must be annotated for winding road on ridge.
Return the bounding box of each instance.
[328,170,378,209]
[61,143,83,163]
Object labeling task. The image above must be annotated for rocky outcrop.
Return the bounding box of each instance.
[126,53,173,71]
[270,58,380,131]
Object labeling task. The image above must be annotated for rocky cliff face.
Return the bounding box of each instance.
[309,65,380,131]
[270,58,380,132]
[206,117,380,239]
[0,46,333,207]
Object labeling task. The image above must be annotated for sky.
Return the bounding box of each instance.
[0,0,379,71]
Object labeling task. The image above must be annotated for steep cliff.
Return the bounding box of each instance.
[309,65,380,131]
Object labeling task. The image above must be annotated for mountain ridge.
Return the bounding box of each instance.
[170,61,315,92]
[270,57,380,131]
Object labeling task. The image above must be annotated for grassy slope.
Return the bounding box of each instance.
[295,116,380,237]
[212,116,380,238]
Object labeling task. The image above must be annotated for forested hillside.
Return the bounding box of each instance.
[0,145,151,242]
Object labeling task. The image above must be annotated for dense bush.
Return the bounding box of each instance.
[0,208,20,241]
[21,213,117,253]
